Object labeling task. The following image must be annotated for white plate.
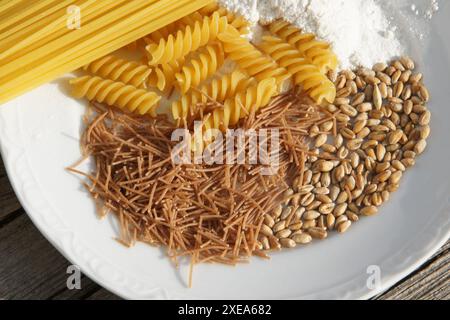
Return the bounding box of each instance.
[1,3,449,300]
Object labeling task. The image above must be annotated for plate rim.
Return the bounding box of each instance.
[0,101,449,300]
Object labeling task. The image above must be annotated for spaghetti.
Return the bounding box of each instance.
[0,0,214,104]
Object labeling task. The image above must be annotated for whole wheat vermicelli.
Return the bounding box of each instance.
[69,88,329,286]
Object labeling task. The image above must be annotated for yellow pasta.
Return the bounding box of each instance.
[175,43,225,94]
[0,0,23,16]
[125,41,140,52]
[70,76,161,116]
[0,0,67,34]
[84,55,152,88]
[144,25,179,46]
[144,11,205,45]
[146,11,228,65]
[172,70,256,122]
[0,0,124,59]
[2,1,161,73]
[203,78,278,131]
[218,30,290,88]
[177,11,206,29]
[202,71,256,105]
[0,0,88,51]
[258,36,336,103]
[199,2,250,34]
[0,0,215,104]
[148,58,186,94]
[269,19,338,73]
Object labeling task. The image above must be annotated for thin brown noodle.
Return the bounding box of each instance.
[69,88,327,286]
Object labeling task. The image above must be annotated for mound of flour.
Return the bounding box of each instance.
[219,0,405,70]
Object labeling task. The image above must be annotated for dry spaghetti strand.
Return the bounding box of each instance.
[71,89,326,283]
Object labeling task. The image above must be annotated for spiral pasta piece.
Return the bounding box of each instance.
[269,20,338,73]
[125,41,139,52]
[218,30,290,88]
[144,25,178,45]
[202,78,278,131]
[178,11,205,29]
[147,58,185,94]
[258,36,336,103]
[144,11,204,44]
[199,3,250,34]
[204,70,256,104]
[84,55,152,89]
[172,70,256,122]
[146,12,228,66]
[175,43,225,94]
[70,76,161,116]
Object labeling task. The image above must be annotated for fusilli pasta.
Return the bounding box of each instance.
[269,19,338,73]
[172,70,256,122]
[147,58,185,94]
[146,12,228,65]
[218,30,290,88]
[70,76,161,116]
[258,36,336,103]
[175,43,225,94]
[144,11,204,44]
[203,77,278,131]
[199,3,249,34]
[204,70,256,104]
[84,55,152,89]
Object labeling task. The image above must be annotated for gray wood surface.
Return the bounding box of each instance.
[0,157,448,300]
[0,163,21,222]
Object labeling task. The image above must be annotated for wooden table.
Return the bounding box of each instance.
[0,158,448,300]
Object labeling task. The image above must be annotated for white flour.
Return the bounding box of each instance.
[411,0,439,20]
[218,0,407,70]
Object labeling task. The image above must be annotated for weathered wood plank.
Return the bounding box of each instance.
[49,276,102,300]
[86,288,121,300]
[0,213,103,299]
[377,241,449,300]
[0,158,22,221]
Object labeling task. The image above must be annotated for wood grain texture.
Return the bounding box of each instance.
[0,160,447,300]
[0,213,105,299]
[0,158,21,221]
[86,288,121,300]
[376,241,449,300]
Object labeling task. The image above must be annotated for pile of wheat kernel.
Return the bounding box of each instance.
[260,57,431,249]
